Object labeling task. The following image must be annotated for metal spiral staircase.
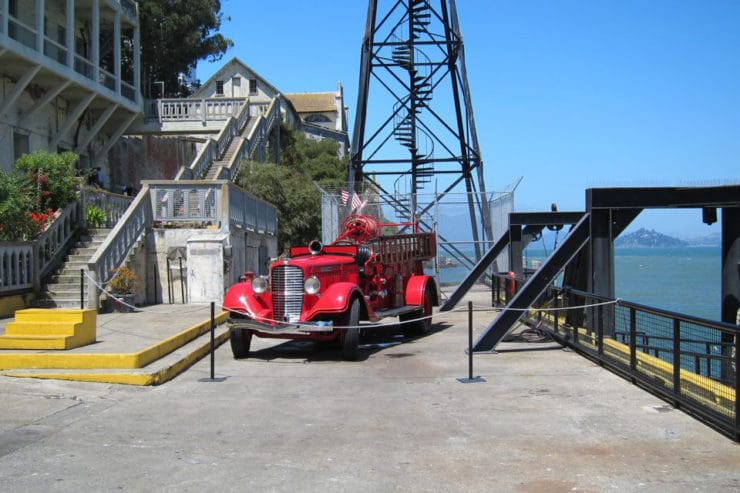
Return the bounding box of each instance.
[350,0,492,264]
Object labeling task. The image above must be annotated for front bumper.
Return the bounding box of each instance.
[228,316,334,336]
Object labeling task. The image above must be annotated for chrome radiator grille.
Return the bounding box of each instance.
[272,265,304,322]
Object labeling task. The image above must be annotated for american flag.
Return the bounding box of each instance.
[351,192,362,211]
[341,190,364,212]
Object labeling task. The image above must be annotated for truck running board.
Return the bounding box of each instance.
[374,306,422,320]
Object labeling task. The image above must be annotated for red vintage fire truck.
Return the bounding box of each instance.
[223,214,438,360]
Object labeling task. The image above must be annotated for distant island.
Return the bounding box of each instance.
[615,228,687,248]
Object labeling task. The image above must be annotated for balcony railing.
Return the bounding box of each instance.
[149,98,246,123]
[7,15,36,49]
[3,12,141,106]
[147,181,277,236]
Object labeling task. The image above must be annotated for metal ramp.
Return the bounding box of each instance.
[472,213,592,351]
[440,211,587,313]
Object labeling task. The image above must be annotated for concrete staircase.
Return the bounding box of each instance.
[206,136,244,180]
[42,229,111,308]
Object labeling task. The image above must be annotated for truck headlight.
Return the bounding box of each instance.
[304,276,321,295]
[252,276,268,294]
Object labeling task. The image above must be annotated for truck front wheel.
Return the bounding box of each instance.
[230,328,252,359]
[341,298,360,361]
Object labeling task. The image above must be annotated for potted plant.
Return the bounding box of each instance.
[107,266,138,312]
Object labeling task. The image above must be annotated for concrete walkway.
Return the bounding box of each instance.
[0,304,229,385]
[0,287,738,491]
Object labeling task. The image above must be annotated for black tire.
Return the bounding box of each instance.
[341,298,360,361]
[230,328,252,359]
[402,285,433,336]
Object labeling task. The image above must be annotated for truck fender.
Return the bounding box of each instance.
[304,282,367,319]
[223,282,272,320]
[405,275,438,307]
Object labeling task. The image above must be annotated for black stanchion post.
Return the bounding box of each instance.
[180,258,185,303]
[80,269,84,309]
[458,301,485,384]
[153,264,158,304]
[166,258,172,304]
[468,301,473,380]
[210,301,215,380]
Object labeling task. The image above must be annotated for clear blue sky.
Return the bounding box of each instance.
[197,0,739,238]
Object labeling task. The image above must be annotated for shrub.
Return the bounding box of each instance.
[107,266,138,294]
[0,171,37,240]
[86,205,107,228]
[14,150,80,211]
[28,209,56,234]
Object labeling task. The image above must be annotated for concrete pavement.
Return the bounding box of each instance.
[0,286,738,491]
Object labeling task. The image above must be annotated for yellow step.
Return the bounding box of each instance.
[0,335,72,350]
[11,308,96,325]
[5,322,77,336]
[0,308,96,350]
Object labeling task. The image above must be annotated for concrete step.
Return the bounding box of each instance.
[48,273,85,284]
[40,299,83,309]
[0,334,76,350]
[45,286,87,298]
[0,308,96,350]
[0,325,229,385]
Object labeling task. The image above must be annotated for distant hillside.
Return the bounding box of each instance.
[685,232,722,247]
[615,228,688,248]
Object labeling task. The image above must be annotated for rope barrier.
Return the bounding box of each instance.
[82,270,212,316]
[220,297,620,331]
[83,270,619,330]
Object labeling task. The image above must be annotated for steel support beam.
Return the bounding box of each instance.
[509,211,586,227]
[473,213,591,352]
[587,186,740,209]
[721,206,740,325]
[720,206,740,385]
[440,230,510,312]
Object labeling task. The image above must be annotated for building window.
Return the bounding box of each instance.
[216,80,224,96]
[249,78,258,95]
[13,132,30,164]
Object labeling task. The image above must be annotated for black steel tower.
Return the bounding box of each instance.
[349,0,492,261]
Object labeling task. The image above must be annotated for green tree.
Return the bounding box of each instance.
[14,151,80,211]
[139,0,234,97]
[237,127,349,252]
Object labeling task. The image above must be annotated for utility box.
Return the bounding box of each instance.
[187,234,229,303]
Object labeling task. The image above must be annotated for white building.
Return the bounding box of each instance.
[0,0,142,174]
[285,82,350,155]
[193,57,349,155]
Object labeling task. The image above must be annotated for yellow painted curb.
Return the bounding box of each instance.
[2,329,231,386]
[0,311,229,370]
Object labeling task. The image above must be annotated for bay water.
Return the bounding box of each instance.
[439,246,723,321]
